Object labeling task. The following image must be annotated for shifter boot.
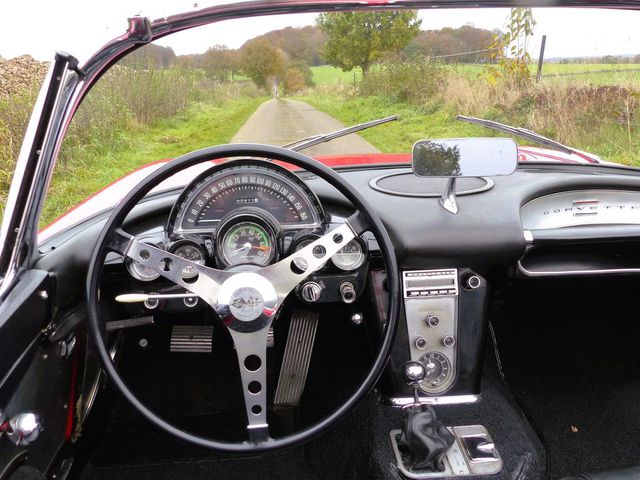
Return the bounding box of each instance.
[397,405,455,472]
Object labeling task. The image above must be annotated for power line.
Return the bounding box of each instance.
[431,47,499,59]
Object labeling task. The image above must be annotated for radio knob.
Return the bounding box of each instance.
[300,282,322,303]
[425,315,440,328]
[442,335,456,348]
[466,275,481,289]
[414,337,428,350]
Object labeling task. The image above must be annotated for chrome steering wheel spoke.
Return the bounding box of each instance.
[261,222,357,301]
[229,327,271,443]
[108,229,230,307]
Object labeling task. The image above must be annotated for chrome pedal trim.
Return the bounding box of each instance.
[170,325,213,353]
[273,309,319,408]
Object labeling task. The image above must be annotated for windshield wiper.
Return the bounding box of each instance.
[456,115,599,161]
[282,115,398,152]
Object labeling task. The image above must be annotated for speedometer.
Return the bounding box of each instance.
[169,161,324,234]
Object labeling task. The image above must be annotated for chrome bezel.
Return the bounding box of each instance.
[219,220,275,268]
[172,242,206,279]
[330,238,366,271]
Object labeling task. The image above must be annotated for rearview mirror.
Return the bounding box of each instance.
[412,138,518,178]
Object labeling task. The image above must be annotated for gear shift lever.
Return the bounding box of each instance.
[397,361,455,472]
[403,361,426,408]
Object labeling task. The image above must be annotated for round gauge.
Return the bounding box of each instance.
[173,243,205,279]
[331,239,366,271]
[419,352,452,391]
[126,242,161,282]
[221,221,274,267]
[292,236,325,272]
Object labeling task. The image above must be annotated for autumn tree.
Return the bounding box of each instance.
[316,11,421,76]
[202,45,239,82]
[240,38,286,89]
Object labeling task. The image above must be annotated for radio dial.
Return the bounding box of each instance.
[426,315,440,328]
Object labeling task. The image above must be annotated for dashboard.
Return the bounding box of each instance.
[36,158,640,403]
[122,159,370,304]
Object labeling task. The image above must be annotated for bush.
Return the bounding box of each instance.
[360,57,445,105]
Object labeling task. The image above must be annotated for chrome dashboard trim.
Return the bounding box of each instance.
[384,394,479,408]
[517,260,640,277]
[521,189,640,230]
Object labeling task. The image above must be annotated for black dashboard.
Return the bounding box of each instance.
[35,159,640,402]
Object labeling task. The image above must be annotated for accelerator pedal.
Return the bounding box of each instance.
[273,309,319,408]
[170,325,213,353]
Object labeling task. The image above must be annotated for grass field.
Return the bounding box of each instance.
[311,66,362,85]
[313,63,640,87]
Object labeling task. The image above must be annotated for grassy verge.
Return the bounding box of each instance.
[42,96,266,226]
[300,93,488,152]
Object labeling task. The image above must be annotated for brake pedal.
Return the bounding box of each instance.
[274,310,319,408]
[170,325,213,353]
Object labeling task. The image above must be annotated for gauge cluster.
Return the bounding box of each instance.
[121,160,370,306]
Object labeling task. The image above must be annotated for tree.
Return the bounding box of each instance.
[202,45,239,82]
[316,11,421,76]
[484,8,536,84]
[240,38,286,89]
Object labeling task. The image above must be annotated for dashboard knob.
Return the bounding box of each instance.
[7,413,42,446]
[442,335,456,348]
[414,337,428,350]
[425,315,440,328]
[466,275,481,289]
[300,282,323,303]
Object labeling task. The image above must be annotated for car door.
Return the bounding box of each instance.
[0,53,83,479]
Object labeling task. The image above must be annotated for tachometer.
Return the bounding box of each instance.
[220,221,274,267]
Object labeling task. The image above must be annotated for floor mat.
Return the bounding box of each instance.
[492,279,640,479]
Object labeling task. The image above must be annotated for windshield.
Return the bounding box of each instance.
[1,6,638,231]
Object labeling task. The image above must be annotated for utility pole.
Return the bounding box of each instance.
[536,35,547,82]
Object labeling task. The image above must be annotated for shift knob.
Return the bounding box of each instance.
[404,361,426,386]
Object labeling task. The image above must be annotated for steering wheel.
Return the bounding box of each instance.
[86,144,400,452]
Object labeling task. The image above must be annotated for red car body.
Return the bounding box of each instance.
[39,146,600,241]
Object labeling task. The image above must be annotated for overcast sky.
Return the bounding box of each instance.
[1,1,638,63]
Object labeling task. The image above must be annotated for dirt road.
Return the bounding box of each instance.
[231,98,380,156]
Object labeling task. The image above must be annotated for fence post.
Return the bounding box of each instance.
[536,35,547,82]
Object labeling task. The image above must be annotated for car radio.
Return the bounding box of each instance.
[403,269,461,394]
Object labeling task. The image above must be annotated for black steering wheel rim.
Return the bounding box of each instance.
[86,143,400,453]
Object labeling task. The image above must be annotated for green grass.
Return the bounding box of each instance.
[312,63,640,87]
[299,93,489,153]
[299,92,639,166]
[453,63,640,85]
[42,96,266,226]
[311,65,362,85]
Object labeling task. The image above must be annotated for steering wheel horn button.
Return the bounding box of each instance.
[229,287,265,322]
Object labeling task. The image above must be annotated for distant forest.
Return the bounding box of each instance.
[120,24,640,73]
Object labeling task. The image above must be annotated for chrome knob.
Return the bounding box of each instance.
[442,335,456,348]
[414,337,428,350]
[300,282,322,303]
[403,361,426,386]
[426,315,440,328]
[8,413,42,446]
[466,275,481,289]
